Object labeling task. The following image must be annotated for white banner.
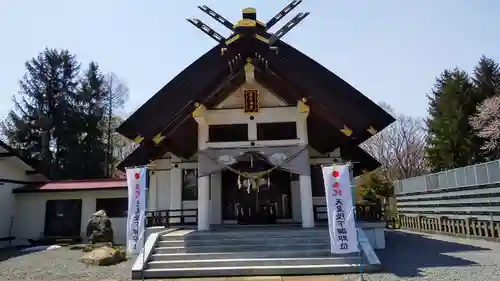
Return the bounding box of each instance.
[126,167,148,254]
[322,164,359,254]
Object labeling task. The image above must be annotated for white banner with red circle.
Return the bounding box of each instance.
[322,164,359,254]
[126,167,148,254]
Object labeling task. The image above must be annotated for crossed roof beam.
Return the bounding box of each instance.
[187,0,309,46]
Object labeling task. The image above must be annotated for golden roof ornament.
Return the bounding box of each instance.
[152,133,165,145]
[367,126,378,135]
[134,135,144,144]
[297,99,310,114]
[340,126,353,137]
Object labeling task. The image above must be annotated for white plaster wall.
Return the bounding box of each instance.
[180,172,223,225]
[151,170,171,210]
[0,181,19,240]
[12,189,127,245]
[152,160,223,225]
[0,157,44,241]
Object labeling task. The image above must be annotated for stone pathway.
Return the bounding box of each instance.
[121,277,346,281]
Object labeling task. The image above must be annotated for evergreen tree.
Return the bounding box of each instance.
[425,68,480,171]
[473,56,500,100]
[1,49,126,179]
[356,171,394,204]
[72,62,109,179]
[2,48,80,178]
[470,56,500,159]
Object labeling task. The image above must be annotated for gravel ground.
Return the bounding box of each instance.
[0,246,136,280]
[0,230,499,280]
[343,229,500,281]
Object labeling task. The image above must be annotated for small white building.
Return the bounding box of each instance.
[0,140,132,246]
[12,179,128,245]
[0,140,47,245]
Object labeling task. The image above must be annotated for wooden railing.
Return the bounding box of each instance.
[146,209,198,227]
[399,215,500,240]
[313,203,384,222]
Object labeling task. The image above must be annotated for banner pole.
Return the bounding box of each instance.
[141,166,149,281]
[349,162,364,281]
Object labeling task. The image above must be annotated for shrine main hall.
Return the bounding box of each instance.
[116,4,394,231]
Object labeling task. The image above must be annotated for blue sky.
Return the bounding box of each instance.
[1,0,499,120]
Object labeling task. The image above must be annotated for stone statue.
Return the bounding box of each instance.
[86,210,114,244]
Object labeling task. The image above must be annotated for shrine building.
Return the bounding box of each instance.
[116,3,395,232]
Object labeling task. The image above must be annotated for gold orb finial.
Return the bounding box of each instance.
[242,7,256,14]
[301,97,308,103]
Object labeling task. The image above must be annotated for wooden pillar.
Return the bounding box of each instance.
[193,103,211,231]
[296,99,314,228]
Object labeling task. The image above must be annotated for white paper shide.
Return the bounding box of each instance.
[322,164,359,254]
[126,167,147,254]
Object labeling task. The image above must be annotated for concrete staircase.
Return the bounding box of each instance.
[132,227,380,279]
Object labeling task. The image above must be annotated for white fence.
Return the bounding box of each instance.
[394,159,500,194]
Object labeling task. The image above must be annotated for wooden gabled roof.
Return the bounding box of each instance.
[116,58,386,172]
[116,7,395,171]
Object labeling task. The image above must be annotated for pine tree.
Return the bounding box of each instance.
[473,56,500,100]
[2,48,80,178]
[2,48,130,179]
[425,68,480,171]
[469,56,500,159]
[72,62,109,179]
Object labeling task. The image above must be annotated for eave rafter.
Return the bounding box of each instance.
[260,53,372,142]
[252,59,361,141]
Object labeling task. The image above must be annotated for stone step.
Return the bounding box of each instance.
[134,263,377,279]
[159,229,329,241]
[147,256,362,269]
[157,235,330,247]
[154,242,330,254]
[150,249,335,261]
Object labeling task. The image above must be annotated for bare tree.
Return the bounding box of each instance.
[470,94,500,158]
[103,73,129,176]
[109,115,137,173]
[360,103,427,180]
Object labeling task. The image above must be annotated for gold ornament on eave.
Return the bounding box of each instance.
[340,126,353,137]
